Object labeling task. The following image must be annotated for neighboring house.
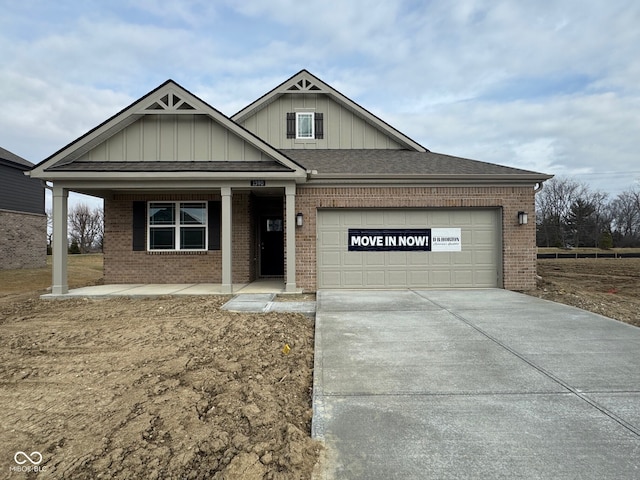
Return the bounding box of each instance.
[0,146,46,270]
[29,70,551,294]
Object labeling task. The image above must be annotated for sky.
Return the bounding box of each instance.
[1,0,639,210]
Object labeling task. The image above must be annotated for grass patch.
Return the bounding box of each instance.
[0,254,103,296]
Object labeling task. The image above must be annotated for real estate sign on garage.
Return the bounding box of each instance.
[348,228,461,252]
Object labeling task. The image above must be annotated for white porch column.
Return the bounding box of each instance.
[221,187,233,294]
[285,184,297,292]
[52,186,69,294]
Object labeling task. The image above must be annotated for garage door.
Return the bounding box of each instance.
[317,209,501,288]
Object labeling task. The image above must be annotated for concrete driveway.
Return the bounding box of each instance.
[312,289,640,479]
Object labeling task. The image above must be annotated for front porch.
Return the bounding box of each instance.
[41,278,295,299]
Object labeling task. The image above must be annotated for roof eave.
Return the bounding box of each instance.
[307,173,554,185]
[30,170,307,181]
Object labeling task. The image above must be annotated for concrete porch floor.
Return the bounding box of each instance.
[41,278,294,299]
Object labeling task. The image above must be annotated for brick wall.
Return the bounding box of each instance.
[104,193,253,284]
[0,209,47,270]
[102,185,538,291]
[294,185,537,292]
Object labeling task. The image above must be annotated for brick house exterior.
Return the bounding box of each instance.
[29,71,550,294]
[0,147,46,270]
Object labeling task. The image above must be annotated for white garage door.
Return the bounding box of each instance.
[317,209,502,289]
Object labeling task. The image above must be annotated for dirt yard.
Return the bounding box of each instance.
[532,257,640,328]
[0,256,320,479]
[1,254,638,478]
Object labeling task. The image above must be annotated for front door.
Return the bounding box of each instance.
[260,216,284,276]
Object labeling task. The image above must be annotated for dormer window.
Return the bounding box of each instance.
[296,112,314,139]
[286,112,324,140]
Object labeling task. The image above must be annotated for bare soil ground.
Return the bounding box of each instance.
[0,256,320,479]
[2,254,638,478]
[532,257,640,328]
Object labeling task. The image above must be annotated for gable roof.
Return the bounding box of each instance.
[30,80,306,180]
[0,146,33,170]
[231,70,427,152]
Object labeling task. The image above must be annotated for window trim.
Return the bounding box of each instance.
[295,111,314,139]
[147,201,208,252]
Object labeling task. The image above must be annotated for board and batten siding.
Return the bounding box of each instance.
[239,93,404,150]
[84,114,269,162]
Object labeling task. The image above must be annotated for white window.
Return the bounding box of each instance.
[296,112,314,139]
[148,202,207,250]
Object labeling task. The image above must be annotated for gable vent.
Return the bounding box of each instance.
[143,93,196,112]
[287,78,321,91]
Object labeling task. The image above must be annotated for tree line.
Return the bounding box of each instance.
[47,203,104,254]
[536,178,640,248]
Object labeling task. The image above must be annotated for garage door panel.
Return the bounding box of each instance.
[409,270,429,284]
[320,251,341,266]
[344,271,364,287]
[364,211,385,226]
[475,269,496,285]
[453,270,474,286]
[363,252,385,266]
[366,271,386,286]
[344,252,363,265]
[384,211,406,226]
[453,251,473,265]
[387,270,408,286]
[406,211,429,225]
[452,211,472,225]
[474,250,496,266]
[431,270,452,284]
[472,229,494,245]
[320,271,341,287]
[317,209,500,289]
[432,252,451,265]
[320,231,341,246]
[388,251,408,266]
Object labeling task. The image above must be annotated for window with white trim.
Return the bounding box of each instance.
[296,112,314,139]
[148,202,207,250]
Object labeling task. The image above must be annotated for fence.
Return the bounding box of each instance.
[537,252,640,259]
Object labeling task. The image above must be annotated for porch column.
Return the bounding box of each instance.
[285,184,297,292]
[221,187,233,294]
[52,186,69,295]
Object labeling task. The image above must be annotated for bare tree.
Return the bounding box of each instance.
[610,187,640,247]
[68,203,104,253]
[46,208,53,252]
[536,177,588,247]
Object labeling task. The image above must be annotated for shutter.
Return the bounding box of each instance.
[208,201,221,250]
[315,112,324,139]
[132,201,146,251]
[286,112,296,139]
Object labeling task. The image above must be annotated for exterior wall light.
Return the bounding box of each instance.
[518,211,528,225]
[296,212,303,227]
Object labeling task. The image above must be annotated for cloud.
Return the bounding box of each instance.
[0,0,639,197]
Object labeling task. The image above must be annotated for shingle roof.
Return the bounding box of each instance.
[0,146,33,169]
[280,149,549,179]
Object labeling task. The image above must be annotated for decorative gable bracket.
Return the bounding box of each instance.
[286,78,323,92]
[141,92,198,113]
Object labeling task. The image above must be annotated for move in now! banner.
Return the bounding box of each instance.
[347,228,461,252]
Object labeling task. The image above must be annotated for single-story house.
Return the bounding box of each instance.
[0,146,46,270]
[29,70,551,294]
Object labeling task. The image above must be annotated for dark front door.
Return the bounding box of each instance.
[260,216,284,276]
